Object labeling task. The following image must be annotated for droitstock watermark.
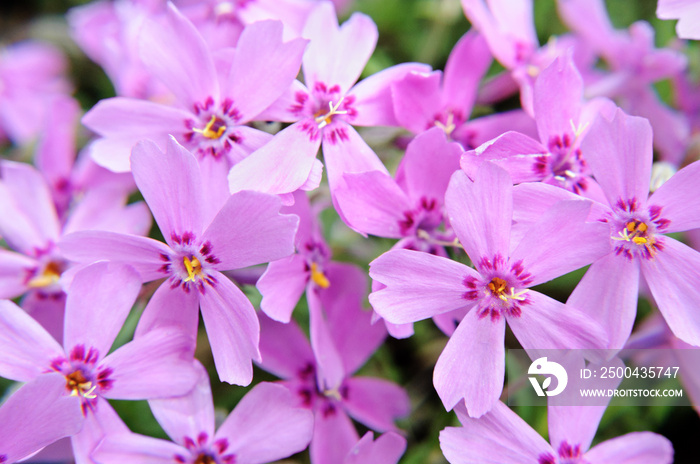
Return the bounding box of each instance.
[505,349,695,407]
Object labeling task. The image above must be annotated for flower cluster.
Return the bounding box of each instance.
[0,0,698,463]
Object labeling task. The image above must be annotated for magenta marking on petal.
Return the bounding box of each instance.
[289,91,309,116]
[0,455,7,464]
[558,441,583,459]
[538,453,556,464]
[174,454,187,463]
[648,205,671,231]
[183,436,197,451]
[300,120,321,142]
[213,438,229,454]
[322,402,337,418]
[615,197,639,213]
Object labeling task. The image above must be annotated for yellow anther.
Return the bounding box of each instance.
[637,222,648,233]
[315,100,348,129]
[626,222,636,233]
[310,262,330,288]
[632,236,648,245]
[183,256,202,282]
[324,387,342,401]
[487,277,527,302]
[193,115,226,139]
[27,262,62,288]
[434,112,456,136]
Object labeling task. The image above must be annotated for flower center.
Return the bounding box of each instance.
[65,369,97,399]
[616,220,651,245]
[486,277,527,302]
[314,99,348,129]
[27,260,63,288]
[194,453,217,464]
[193,115,227,140]
[183,256,203,282]
[310,262,330,289]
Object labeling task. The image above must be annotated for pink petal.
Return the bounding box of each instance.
[149,362,215,444]
[349,63,432,127]
[0,300,64,381]
[344,432,406,464]
[508,291,608,357]
[647,160,700,233]
[396,127,462,203]
[257,255,309,323]
[307,288,346,393]
[533,54,584,143]
[310,407,359,464]
[225,20,307,121]
[103,328,198,400]
[134,282,200,341]
[258,312,315,380]
[342,377,410,432]
[0,374,83,463]
[567,253,640,349]
[199,272,260,385]
[228,121,322,195]
[585,432,673,464]
[216,382,313,464]
[391,70,443,134]
[434,307,505,415]
[58,231,172,283]
[302,3,377,95]
[131,138,205,246]
[369,249,477,324]
[641,237,700,347]
[443,31,492,115]
[35,96,80,185]
[64,262,141,358]
[139,3,219,108]
[0,250,37,298]
[93,432,183,464]
[511,200,610,286]
[321,123,388,193]
[335,171,411,238]
[202,190,298,270]
[0,161,60,254]
[439,401,553,463]
[324,263,387,374]
[445,167,512,264]
[582,108,653,207]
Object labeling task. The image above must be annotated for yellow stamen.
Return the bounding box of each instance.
[27,262,62,288]
[434,112,456,136]
[632,236,648,245]
[183,256,202,282]
[315,100,348,129]
[487,277,528,302]
[324,387,342,401]
[193,115,226,139]
[310,262,330,288]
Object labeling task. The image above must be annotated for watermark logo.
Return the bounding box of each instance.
[528,357,568,397]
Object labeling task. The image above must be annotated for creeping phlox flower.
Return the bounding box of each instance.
[0,158,150,342]
[440,400,673,464]
[557,0,690,164]
[0,374,83,464]
[82,3,307,185]
[391,30,535,150]
[227,1,430,199]
[257,263,409,464]
[515,109,700,349]
[0,262,199,462]
[93,364,313,464]
[370,163,609,417]
[60,137,298,385]
[461,54,614,200]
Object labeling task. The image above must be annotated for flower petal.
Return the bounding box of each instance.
[257,255,309,323]
[567,253,640,349]
[344,432,406,464]
[59,231,171,283]
[0,300,64,381]
[369,249,477,324]
[227,121,322,195]
[434,307,506,415]
[391,70,442,134]
[131,138,205,246]
[63,262,140,357]
[103,328,198,400]
[445,166,512,264]
[139,3,218,108]
[310,407,359,464]
[584,432,673,464]
[0,250,37,298]
[216,382,313,464]
[258,312,315,380]
[641,237,700,347]
[199,272,260,385]
[93,432,183,464]
[342,377,410,432]
[647,160,700,233]
[0,374,83,463]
